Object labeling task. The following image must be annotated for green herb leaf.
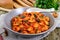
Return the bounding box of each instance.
[34,0,59,10]
[23,20,28,23]
[36,18,40,23]
[34,14,37,18]
[20,15,25,19]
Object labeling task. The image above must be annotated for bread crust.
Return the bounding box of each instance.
[16,0,30,7]
[22,0,33,6]
[0,0,13,9]
[13,1,22,8]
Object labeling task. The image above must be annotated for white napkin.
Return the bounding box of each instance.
[26,8,55,12]
[0,14,6,34]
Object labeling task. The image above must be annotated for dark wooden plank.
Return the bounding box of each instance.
[42,28,60,40]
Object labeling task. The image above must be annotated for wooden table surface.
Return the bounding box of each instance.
[0,10,60,40]
[42,28,60,40]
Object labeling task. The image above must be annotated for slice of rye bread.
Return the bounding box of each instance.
[0,0,13,9]
[16,0,30,7]
[13,1,22,8]
[22,0,33,6]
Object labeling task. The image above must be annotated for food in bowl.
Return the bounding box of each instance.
[11,12,50,34]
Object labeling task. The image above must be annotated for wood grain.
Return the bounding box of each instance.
[42,28,60,40]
